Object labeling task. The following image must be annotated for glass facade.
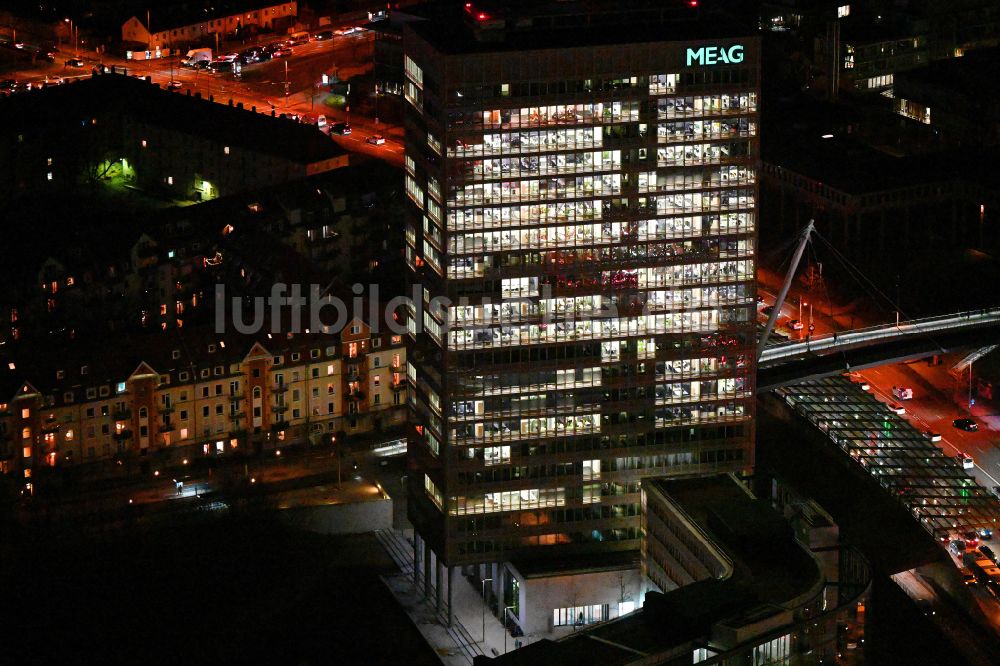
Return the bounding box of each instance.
[406,32,760,566]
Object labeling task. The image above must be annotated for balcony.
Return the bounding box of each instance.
[113,408,132,420]
[391,381,406,391]
[159,405,175,414]
[113,428,133,441]
[273,385,289,393]
[348,390,366,402]
[160,423,176,433]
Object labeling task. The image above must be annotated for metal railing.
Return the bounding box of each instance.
[760,307,1000,365]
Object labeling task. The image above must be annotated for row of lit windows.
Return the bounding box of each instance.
[446,308,748,351]
[461,149,621,180]
[446,204,753,234]
[449,174,622,206]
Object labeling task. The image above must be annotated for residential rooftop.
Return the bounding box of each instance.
[126,0,295,34]
[0,72,345,166]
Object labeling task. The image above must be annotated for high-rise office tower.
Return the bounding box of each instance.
[404,1,759,583]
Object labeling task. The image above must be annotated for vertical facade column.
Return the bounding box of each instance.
[413,532,422,589]
[436,559,444,613]
[496,564,506,622]
[448,566,456,627]
[423,545,432,599]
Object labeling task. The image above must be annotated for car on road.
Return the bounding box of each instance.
[0,79,17,94]
[956,453,975,470]
[41,76,64,87]
[886,403,905,415]
[65,57,84,67]
[849,376,870,391]
[165,80,182,90]
[271,45,293,57]
[922,430,942,442]
[949,539,966,556]
[303,113,327,129]
[960,567,977,586]
[366,134,386,145]
[980,545,997,562]
[892,386,913,400]
[964,531,980,548]
[762,305,775,316]
[953,417,978,432]
[981,530,995,543]
[330,121,352,135]
[312,30,334,41]
[788,319,804,330]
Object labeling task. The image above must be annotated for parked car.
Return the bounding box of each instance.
[980,544,997,562]
[922,431,942,442]
[330,121,352,135]
[207,59,233,74]
[366,134,386,145]
[64,57,84,67]
[312,30,334,41]
[953,418,978,432]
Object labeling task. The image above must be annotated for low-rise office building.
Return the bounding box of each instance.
[480,474,870,664]
[893,48,1000,146]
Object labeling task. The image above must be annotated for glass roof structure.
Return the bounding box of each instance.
[775,377,999,539]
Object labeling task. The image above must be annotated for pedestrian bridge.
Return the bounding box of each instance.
[758,307,1000,391]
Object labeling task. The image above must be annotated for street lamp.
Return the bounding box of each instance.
[503,605,517,654]
[481,577,493,642]
[64,18,78,56]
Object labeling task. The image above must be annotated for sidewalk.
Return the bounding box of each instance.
[375,528,524,663]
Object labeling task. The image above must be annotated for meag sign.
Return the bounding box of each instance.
[686,45,744,66]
